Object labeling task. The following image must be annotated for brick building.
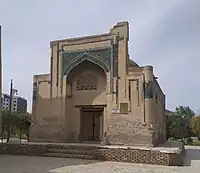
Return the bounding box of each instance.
[30,21,166,146]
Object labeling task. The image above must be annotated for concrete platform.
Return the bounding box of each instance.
[0,140,185,166]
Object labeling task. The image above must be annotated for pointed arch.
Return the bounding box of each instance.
[63,52,110,78]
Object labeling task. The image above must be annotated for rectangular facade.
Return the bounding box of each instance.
[30,21,166,146]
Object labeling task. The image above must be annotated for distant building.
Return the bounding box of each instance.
[1,92,27,113]
[17,97,27,113]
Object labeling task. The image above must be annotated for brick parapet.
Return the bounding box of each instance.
[0,143,184,166]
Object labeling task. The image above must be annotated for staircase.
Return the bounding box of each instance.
[44,144,97,160]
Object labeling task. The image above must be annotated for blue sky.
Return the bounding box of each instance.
[0,0,200,113]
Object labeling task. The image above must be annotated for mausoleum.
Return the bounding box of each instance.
[30,21,166,146]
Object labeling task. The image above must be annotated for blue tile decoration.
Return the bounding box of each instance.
[62,47,111,77]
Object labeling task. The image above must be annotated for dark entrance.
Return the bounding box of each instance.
[80,108,103,142]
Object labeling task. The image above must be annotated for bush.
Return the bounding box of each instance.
[186,138,193,145]
[197,135,200,141]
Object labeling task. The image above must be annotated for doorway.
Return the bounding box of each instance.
[80,108,103,142]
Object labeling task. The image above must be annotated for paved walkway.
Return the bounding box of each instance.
[0,146,200,173]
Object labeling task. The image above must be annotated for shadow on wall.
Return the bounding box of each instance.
[31,95,66,142]
[30,91,107,143]
[31,60,107,142]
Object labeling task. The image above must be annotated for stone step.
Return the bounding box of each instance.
[47,148,94,155]
[47,144,97,150]
[44,152,94,160]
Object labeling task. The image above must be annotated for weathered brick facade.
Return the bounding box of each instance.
[106,115,154,146]
[30,21,166,147]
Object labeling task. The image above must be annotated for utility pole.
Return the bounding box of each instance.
[0,26,2,136]
[7,79,13,143]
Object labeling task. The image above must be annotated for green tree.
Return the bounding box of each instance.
[166,115,175,139]
[1,110,31,142]
[18,113,31,140]
[174,106,195,118]
[1,110,10,140]
[166,106,195,141]
[190,116,200,140]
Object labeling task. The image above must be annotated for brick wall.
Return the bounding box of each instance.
[106,114,154,146]
[0,143,184,166]
[94,148,183,166]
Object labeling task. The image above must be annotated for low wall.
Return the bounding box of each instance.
[0,142,184,166]
[95,146,184,166]
[0,143,47,156]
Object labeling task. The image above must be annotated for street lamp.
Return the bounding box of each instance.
[7,79,17,143]
[7,80,13,142]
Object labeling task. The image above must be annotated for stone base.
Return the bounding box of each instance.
[0,141,184,166]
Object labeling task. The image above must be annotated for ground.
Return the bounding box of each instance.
[0,146,200,173]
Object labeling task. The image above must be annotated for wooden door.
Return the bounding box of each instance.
[81,110,93,141]
[81,109,102,141]
[94,111,101,141]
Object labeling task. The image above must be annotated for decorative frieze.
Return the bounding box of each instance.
[76,74,98,91]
